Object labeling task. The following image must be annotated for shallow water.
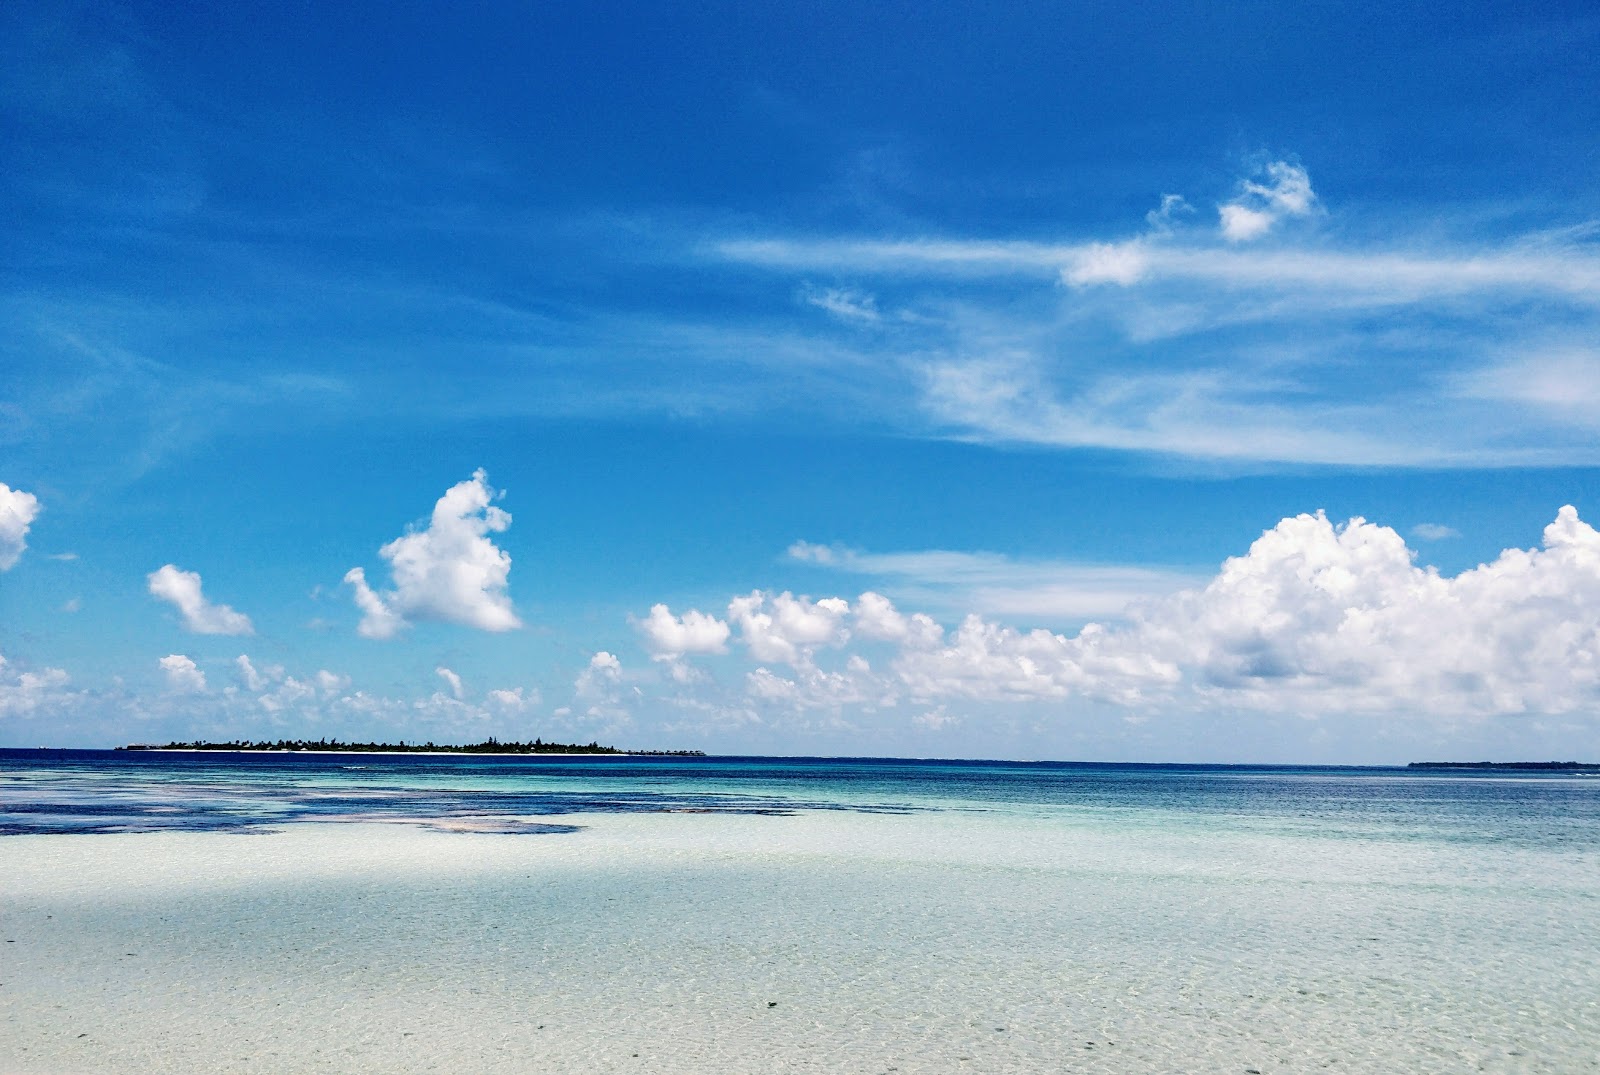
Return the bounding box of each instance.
[3,751,1598,1073]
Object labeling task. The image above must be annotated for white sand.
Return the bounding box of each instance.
[3,810,1597,1073]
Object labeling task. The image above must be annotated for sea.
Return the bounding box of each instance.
[3,749,1598,1073]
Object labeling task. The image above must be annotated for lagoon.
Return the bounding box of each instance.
[3,751,1597,1073]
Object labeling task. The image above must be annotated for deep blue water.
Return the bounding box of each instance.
[4,748,1599,847]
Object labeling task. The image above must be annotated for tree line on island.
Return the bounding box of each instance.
[119,736,704,756]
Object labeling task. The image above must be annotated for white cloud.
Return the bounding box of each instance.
[343,567,405,639]
[800,284,881,322]
[1127,506,1600,716]
[575,651,622,697]
[315,670,350,695]
[745,657,882,711]
[662,658,705,685]
[786,540,838,565]
[912,707,960,731]
[634,603,731,659]
[436,666,464,699]
[571,651,634,728]
[1064,242,1149,286]
[917,358,1484,468]
[159,654,207,693]
[853,590,937,644]
[235,654,266,691]
[1145,194,1193,233]
[789,542,1202,624]
[646,507,1600,724]
[1217,204,1275,243]
[487,686,538,711]
[1460,351,1600,429]
[0,483,41,571]
[703,159,1600,469]
[726,234,1600,308]
[727,591,851,667]
[1411,523,1460,541]
[147,564,254,635]
[345,469,522,639]
[890,506,1600,717]
[0,653,74,718]
[224,656,348,714]
[889,614,1176,706]
[1218,161,1319,242]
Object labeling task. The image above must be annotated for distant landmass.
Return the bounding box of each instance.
[1408,760,1600,771]
[118,737,704,757]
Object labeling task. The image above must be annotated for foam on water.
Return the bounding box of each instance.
[2,753,1598,1073]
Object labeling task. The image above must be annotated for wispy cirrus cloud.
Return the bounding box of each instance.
[786,540,1202,625]
[719,228,1600,303]
[709,160,1600,467]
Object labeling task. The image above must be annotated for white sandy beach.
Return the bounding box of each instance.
[4,807,1596,1074]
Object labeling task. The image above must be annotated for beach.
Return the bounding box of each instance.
[4,755,1598,1073]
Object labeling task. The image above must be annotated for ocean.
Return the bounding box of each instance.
[3,750,1598,1073]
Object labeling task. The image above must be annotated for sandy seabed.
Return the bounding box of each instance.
[3,809,1598,1074]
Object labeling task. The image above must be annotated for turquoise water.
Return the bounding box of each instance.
[3,751,1599,1073]
[8,750,1599,844]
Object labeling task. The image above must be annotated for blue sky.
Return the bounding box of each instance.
[3,0,1599,761]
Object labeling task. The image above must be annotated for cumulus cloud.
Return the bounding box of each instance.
[0,483,41,571]
[1411,523,1460,541]
[853,590,945,646]
[315,669,350,695]
[345,469,521,639]
[224,655,350,715]
[645,508,1600,723]
[912,707,959,731]
[0,653,74,718]
[896,506,1600,717]
[235,654,266,691]
[570,650,635,728]
[575,651,622,697]
[889,613,1176,706]
[1218,161,1318,242]
[727,591,851,667]
[745,655,883,711]
[159,654,207,693]
[634,604,731,659]
[344,568,405,639]
[487,686,538,711]
[1136,506,1600,716]
[147,565,254,635]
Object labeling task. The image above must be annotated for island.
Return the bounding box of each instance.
[118,737,705,757]
[1408,760,1600,771]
